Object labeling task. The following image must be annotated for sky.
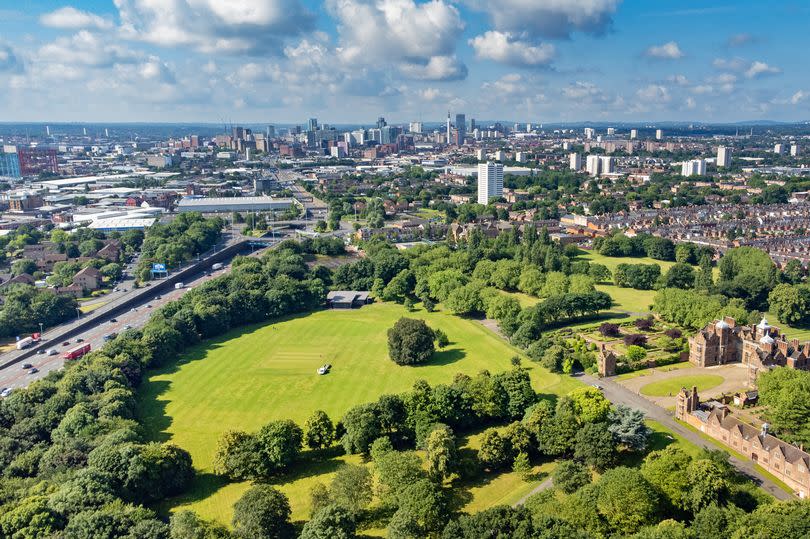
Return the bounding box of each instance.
[0,0,808,124]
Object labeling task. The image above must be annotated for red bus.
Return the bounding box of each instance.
[63,343,91,360]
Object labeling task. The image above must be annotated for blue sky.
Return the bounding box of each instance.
[0,0,808,124]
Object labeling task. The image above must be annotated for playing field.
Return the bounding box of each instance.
[640,374,724,397]
[137,302,580,524]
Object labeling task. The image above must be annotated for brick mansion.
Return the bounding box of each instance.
[688,317,810,387]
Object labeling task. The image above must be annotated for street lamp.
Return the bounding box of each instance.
[75,307,81,320]
[38,322,43,337]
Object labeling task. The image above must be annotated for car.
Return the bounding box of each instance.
[0,388,12,398]
[21,363,32,369]
[109,318,118,323]
[47,349,57,356]
[37,349,45,354]
[76,338,84,343]
[591,383,603,390]
[28,368,38,375]
[155,295,162,300]
[131,307,138,312]
[123,325,132,330]
[113,288,120,292]
[146,304,152,308]
[317,366,328,375]
[62,341,70,346]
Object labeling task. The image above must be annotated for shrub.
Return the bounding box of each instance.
[664,328,682,339]
[634,317,654,331]
[626,345,647,363]
[623,334,647,347]
[598,323,620,337]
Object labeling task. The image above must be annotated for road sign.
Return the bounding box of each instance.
[152,263,166,272]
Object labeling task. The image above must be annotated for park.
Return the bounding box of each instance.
[136,301,581,524]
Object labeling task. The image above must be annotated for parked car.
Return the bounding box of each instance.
[76,338,84,343]
[62,341,70,346]
[123,325,132,330]
[37,349,45,354]
[110,318,118,323]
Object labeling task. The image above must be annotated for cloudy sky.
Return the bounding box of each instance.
[0,0,808,124]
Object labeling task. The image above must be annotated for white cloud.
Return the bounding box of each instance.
[399,55,467,81]
[115,0,315,55]
[745,61,780,79]
[636,84,671,103]
[40,6,113,30]
[471,0,621,40]
[327,0,466,80]
[0,43,22,73]
[727,33,755,47]
[38,31,140,68]
[667,74,689,86]
[790,91,807,105]
[644,41,683,60]
[562,81,608,103]
[469,31,555,67]
[684,97,696,109]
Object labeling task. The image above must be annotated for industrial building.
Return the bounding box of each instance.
[176,196,299,213]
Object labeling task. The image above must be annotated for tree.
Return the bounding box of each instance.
[567,387,611,424]
[553,459,591,494]
[768,284,810,325]
[663,263,695,289]
[330,464,372,514]
[626,345,647,363]
[518,266,545,296]
[304,410,335,449]
[624,333,647,347]
[11,258,37,277]
[640,446,692,512]
[213,431,260,480]
[596,467,660,535]
[685,459,728,514]
[608,405,652,451]
[634,316,655,331]
[512,451,532,480]
[387,318,435,365]
[255,420,303,476]
[782,259,806,284]
[169,510,231,539]
[340,403,382,454]
[758,368,810,446]
[589,263,612,283]
[574,422,616,471]
[569,274,596,295]
[300,506,356,539]
[395,479,448,534]
[614,263,661,290]
[232,485,293,539]
[425,424,457,481]
[478,429,513,470]
[375,450,427,505]
[541,272,569,297]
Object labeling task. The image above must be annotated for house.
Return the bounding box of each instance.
[97,241,121,262]
[677,386,810,498]
[326,291,372,309]
[72,266,102,291]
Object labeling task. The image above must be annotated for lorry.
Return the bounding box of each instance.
[63,343,91,360]
[211,262,224,271]
[16,333,42,350]
[175,282,185,289]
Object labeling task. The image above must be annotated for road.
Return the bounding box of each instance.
[0,264,231,393]
[580,372,793,501]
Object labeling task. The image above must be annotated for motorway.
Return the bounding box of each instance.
[0,263,232,393]
[579,372,794,501]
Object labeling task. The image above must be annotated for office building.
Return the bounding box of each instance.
[477,162,504,204]
[0,148,21,178]
[308,118,318,132]
[494,149,506,161]
[586,155,601,176]
[630,129,638,139]
[774,143,785,155]
[266,125,276,139]
[446,112,452,144]
[526,123,532,133]
[562,141,571,151]
[584,128,595,140]
[791,144,800,157]
[455,114,466,146]
[376,116,387,129]
[681,159,707,177]
[717,146,732,167]
[569,153,582,171]
[655,129,663,140]
[470,119,476,131]
[409,122,423,134]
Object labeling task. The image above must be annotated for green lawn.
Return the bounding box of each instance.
[615,362,692,381]
[137,302,580,525]
[640,374,724,397]
[579,251,677,274]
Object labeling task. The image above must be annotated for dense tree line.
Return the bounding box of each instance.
[136,212,224,281]
[0,284,78,338]
[653,288,755,330]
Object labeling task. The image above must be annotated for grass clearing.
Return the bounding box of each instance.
[578,251,677,274]
[615,362,692,381]
[137,302,580,524]
[640,374,724,397]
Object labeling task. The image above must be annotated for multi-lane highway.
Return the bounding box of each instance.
[0,262,231,394]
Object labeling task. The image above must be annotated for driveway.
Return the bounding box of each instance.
[618,363,749,408]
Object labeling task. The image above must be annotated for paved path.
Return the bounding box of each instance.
[581,373,793,501]
[514,476,554,506]
[617,363,749,408]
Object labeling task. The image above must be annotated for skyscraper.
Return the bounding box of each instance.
[655,129,663,140]
[455,113,466,146]
[586,155,601,176]
[478,162,504,204]
[717,146,732,167]
[308,118,318,132]
[584,128,595,139]
[377,116,387,128]
[446,112,452,144]
[681,159,706,176]
[630,129,638,139]
[791,144,799,157]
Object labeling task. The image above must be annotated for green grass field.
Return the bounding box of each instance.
[579,251,677,274]
[137,302,581,525]
[640,374,724,397]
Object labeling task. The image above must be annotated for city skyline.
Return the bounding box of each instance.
[0,1,808,123]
